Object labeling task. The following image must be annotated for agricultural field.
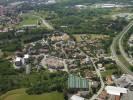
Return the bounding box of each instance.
[0,88,64,100]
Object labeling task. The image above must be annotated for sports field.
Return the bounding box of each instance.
[0,88,64,100]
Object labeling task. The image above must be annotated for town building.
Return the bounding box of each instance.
[74,5,87,9]
[105,86,128,100]
[70,95,85,100]
[45,56,65,71]
[114,74,133,90]
[94,4,129,8]
[0,5,6,16]
[24,54,30,64]
[15,57,22,67]
[98,91,108,100]
[45,0,56,5]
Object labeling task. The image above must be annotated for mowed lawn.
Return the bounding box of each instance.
[0,88,64,100]
[17,14,39,28]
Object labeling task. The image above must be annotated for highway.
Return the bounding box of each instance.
[119,21,133,66]
[110,21,133,75]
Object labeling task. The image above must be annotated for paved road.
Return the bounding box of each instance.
[79,37,104,100]
[41,54,47,69]
[63,59,69,72]
[33,15,54,30]
[119,21,133,66]
[79,47,104,100]
[41,18,54,30]
[110,21,133,75]
[90,58,104,100]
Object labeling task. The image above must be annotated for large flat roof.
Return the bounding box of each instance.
[70,95,84,100]
[105,86,128,96]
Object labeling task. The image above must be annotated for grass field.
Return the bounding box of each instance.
[19,14,39,26]
[101,69,116,77]
[118,55,131,68]
[115,43,132,69]
[0,88,64,100]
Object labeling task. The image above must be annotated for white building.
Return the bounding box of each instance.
[75,5,87,9]
[45,0,56,4]
[0,5,5,16]
[94,3,127,8]
[70,95,84,100]
[24,54,30,64]
[115,74,133,90]
[14,57,22,68]
[97,63,105,71]
[105,86,127,96]
[14,54,30,69]
[85,56,91,64]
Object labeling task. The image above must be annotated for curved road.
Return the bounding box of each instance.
[111,21,133,75]
[119,21,133,66]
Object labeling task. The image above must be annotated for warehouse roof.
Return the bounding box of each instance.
[105,86,128,96]
[70,95,84,100]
